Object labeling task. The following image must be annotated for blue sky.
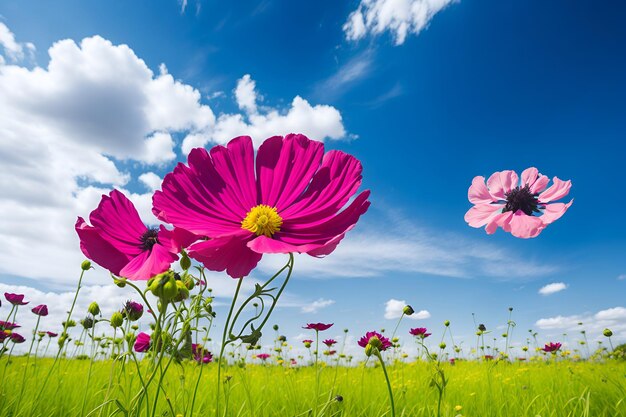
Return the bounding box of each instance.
[1,0,625,356]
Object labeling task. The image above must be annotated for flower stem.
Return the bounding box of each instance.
[216,277,243,417]
[376,351,395,417]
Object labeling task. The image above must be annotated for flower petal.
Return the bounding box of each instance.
[538,177,571,203]
[119,244,178,281]
[529,175,549,194]
[521,167,538,187]
[508,210,544,238]
[256,134,325,210]
[464,204,504,228]
[153,138,258,237]
[75,217,132,275]
[89,190,146,257]
[540,200,573,225]
[485,211,512,234]
[280,150,364,225]
[468,176,495,204]
[487,170,519,200]
[187,231,261,278]
[157,226,199,253]
[276,190,371,243]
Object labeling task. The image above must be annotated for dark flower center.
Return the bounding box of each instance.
[503,185,541,216]
[140,228,159,251]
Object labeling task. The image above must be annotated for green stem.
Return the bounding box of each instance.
[216,277,243,417]
[33,266,87,410]
[377,352,395,417]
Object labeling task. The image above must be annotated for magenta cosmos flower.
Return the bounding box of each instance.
[192,344,213,364]
[9,333,25,343]
[542,342,562,353]
[46,331,58,338]
[303,323,333,332]
[153,134,370,278]
[358,331,392,351]
[134,332,151,353]
[409,327,431,339]
[323,339,337,347]
[256,353,271,361]
[0,321,20,330]
[31,304,48,317]
[5,293,28,306]
[76,190,196,280]
[465,168,573,238]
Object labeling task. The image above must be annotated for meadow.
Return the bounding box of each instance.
[2,355,626,417]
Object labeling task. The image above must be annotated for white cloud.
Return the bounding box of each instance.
[617,274,626,280]
[536,306,626,344]
[0,22,35,62]
[0,26,348,288]
[538,282,568,296]
[301,298,335,314]
[384,298,430,320]
[138,172,163,191]
[182,90,346,153]
[234,74,258,114]
[344,0,456,45]
[317,51,373,97]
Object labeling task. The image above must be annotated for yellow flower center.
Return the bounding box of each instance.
[241,204,283,237]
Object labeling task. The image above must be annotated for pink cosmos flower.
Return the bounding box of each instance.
[31,305,48,317]
[76,190,197,280]
[122,301,144,322]
[9,333,25,343]
[464,168,573,238]
[46,331,58,338]
[323,339,337,347]
[134,332,151,353]
[303,323,333,332]
[192,344,213,364]
[542,342,562,353]
[357,331,392,351]
[153,134,371,278]
[256,353,271,361]
[0,321,20,330]
[409,327,431,339]
[4,293,28,306]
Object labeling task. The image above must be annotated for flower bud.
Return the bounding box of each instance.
[81,260,92,271]
[81,317,94,329]
[364,344,374,357]
[403,305,415,316]
[110,312,124,328]
[183,275,195,291]
[180,253,191,270]
[444,320,450,327]
[173,280,189,302]
[88,302,101,316]
[603,328,613,337]
[114,277,127,288]
[149,271,178,300]
[439,342,447,350]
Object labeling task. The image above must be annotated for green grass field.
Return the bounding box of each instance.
[2,357,625,417]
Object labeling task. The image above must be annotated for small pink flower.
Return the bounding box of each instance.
[409,327,431,339]
[9,332,25,343]
[542,342,562,353]
[76,190,197,280]
[323,339,337,347]
[32,304,48,317]
[4,293,28,306]
[192,344,213,364]
[303,323,333,332]
[134,332,151,353]
[357,331,392,351]
[256,353,271,361]
[0,321,20,330]
[122,301,144,321]
[46,331,58,337]
[464,168,573,238]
